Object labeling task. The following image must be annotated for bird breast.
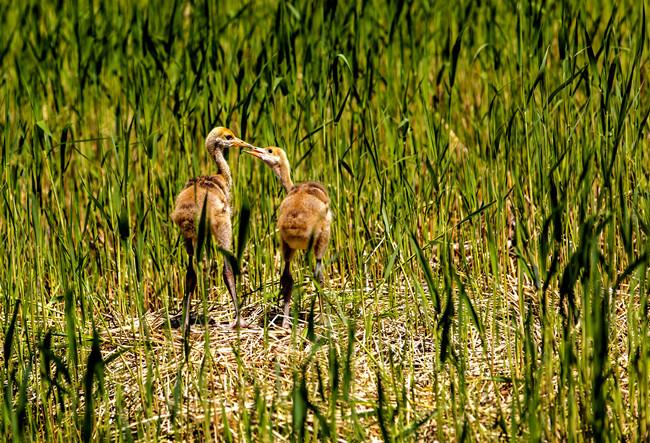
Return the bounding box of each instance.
[172,176,230,229]
[277,183,330,250]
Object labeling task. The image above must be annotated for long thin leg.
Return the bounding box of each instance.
[280,241,295,328]
[280,260,294,328]
[313,258,325,323]
[212,216,249,329]
[314,259,324,286]
[313,225,330,325]
[313,223,330,286]
[182,239,196,357]
[223,259,248,328]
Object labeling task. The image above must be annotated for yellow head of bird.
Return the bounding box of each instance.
[243,146,286,166]
[205,127,254,156]
[243,146,291,181]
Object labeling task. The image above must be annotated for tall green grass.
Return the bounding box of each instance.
[1,0,649,440]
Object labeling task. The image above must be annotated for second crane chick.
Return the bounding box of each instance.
[172,127,253,329]
[245,146,332,328]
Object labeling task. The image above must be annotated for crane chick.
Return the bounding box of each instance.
[244,146,332,328]
[171,127,253,330]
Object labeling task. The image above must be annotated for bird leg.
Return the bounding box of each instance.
[182,240,197,326]
[223,259,249,329]
[182,264,196,327]
[314,259,324,286]
[182,239,196,357]
[280,259,294,328]
[313,228,329,287]
[313,258,326,325]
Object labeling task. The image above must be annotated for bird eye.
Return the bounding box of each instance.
[225,134,234,140]
[267,149,273,154]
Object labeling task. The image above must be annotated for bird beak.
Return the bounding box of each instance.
[231,137,255,149]
[242,146,266,159]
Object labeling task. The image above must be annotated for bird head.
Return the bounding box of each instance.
[205,127,254,156]
[243,146,290,178]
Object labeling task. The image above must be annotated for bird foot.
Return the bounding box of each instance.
[313,271,324,287]
[281,318,291,329]
[230,318,251,329]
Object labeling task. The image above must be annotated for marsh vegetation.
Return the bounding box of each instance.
[1,0,649,440]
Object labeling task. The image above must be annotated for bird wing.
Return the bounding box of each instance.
[290,181,330,205]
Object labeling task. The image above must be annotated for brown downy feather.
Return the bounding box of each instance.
[244,145,332,327]
[171,127,254,329]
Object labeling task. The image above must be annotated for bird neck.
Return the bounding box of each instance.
[213,149,232,189]
[276,163,293,192]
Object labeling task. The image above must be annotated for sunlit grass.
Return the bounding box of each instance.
[1,0,649,440]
